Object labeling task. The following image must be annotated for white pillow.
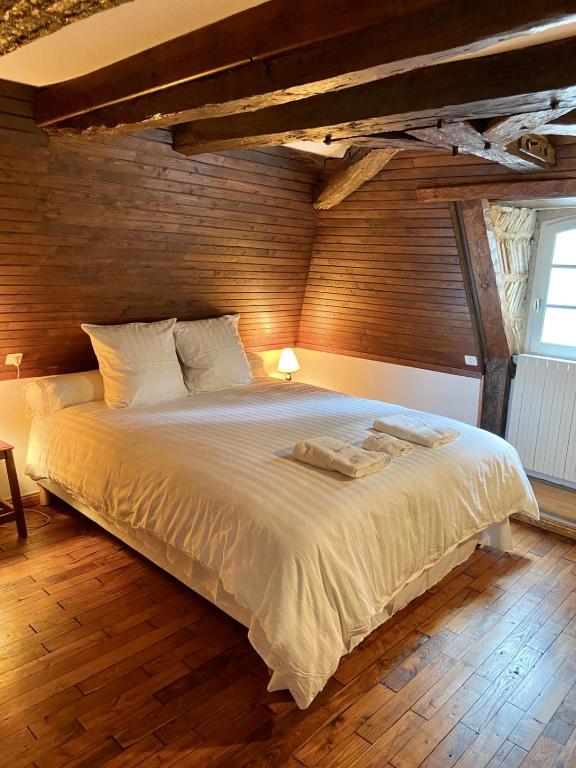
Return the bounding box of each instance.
[81,318,187,408]
[24,370,104,417]
[174,314,253,393]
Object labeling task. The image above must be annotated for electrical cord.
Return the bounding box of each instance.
[25,507,51,528]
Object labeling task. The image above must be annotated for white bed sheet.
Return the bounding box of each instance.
[26,379,538,708]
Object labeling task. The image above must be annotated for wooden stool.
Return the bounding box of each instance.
[0,441,27,538]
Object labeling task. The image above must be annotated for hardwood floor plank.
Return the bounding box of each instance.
[461,647,542,735]
[485,741,527,767]
[453,702,525,767]
[420,723,478,768]
[295,684,392,766]
[517,734,563,767]
[383,627,457,692]
[2,505,576,768]
[390,675,489,768]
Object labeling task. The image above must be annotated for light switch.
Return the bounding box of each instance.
[464,355,478,366]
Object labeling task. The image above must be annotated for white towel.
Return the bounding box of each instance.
[373,414,460,448]
[292,436,390,478]
[363,432,414,457]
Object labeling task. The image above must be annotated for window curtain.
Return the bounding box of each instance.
[489,205,538,354]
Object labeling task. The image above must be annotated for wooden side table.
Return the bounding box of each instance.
[0,441,27,538]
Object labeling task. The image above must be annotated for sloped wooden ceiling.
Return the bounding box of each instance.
[0,81,317,380]
[5,0,576,385]
[6,78,576,384]
[298,136,576,357]
[298,151,480,377]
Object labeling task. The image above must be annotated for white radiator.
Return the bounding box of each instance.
[506,354,576,484]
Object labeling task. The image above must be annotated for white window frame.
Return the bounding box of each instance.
[526,216,576,361]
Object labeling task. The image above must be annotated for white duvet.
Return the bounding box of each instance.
[26,379,538,707]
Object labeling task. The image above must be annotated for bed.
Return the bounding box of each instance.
[26,377,539,708]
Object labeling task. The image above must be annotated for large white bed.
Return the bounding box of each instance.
[26,378,539,708]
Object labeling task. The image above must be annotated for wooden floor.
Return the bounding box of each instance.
[3,502,576,767]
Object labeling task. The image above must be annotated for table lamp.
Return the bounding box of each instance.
[277,348,300,381]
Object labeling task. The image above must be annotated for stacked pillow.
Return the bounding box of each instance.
[174,314,253,393]
[81,318,188,409]
[80,314,253,409]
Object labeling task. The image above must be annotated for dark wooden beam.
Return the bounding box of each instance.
[328,133,441,151]
[418,177,576,202]
[407,121,555,171]
[0,0,132,55]
[37,0,576,135]
[173,36,576,155]
[455,200,512,436]
[314,147,400,210]
[459,200,510,360]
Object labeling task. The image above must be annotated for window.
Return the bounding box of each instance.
[526,218,576,360]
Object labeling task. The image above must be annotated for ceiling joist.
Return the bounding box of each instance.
[417,178,576,203]
[325,133,440,152]
[407,121,555,171]
[35,0,576,135]
[172,36,576,156]
[482,106,574,143]
[538,110,576,135]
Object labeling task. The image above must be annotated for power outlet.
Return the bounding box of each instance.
[464,355,478,366]
[5,353,23,366]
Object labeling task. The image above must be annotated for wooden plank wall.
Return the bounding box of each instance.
[5,74,576,383]
[297,138,576,377]
[0,80,318,381]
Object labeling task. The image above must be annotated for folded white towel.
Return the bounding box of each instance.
[292,436,390,478]
[363,433,414,457]
[373,414,460,448]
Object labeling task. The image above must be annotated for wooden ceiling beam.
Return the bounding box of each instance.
[407,121,555,171]
[326,133,440,151]
[36,0,576,135]
[456,200,512,435]
[172,36,576,155]
[0,0,132,55]
[417,178,576,203]
[538,110,576,135]
[482,106,574,143]
[314,147,400,210]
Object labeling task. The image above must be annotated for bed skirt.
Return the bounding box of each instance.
[39,478,513,699]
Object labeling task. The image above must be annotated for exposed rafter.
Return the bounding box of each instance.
[326,133,439,152]
[314,147,400,210]
[539,110,576,135]
[36,0,576,135]
[407,121,555,171]
[0,0,132,55]
[482,107,573,143]
[417,178,576,203]
[172,37,576,155]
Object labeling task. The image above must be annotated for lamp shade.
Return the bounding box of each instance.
[277,347,300,374]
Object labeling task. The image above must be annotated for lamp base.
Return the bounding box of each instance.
[284,373,292,382]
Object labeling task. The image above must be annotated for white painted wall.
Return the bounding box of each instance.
[0,376,37,498]
[257,348,482,425]
[0,349,481,500]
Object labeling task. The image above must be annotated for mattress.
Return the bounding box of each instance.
[26,378,539,708]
